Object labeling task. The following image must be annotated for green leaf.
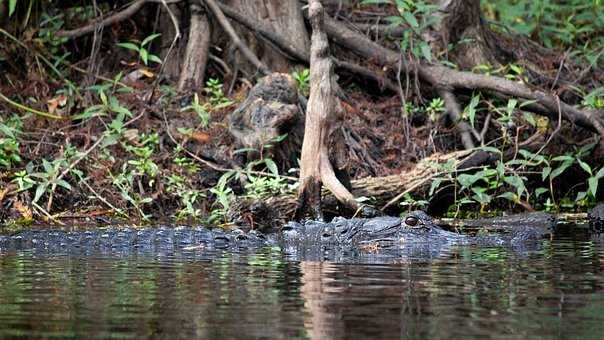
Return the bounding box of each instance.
[56,179,72,190]
[139,49,149,65]
[148,54,163,64]
[429,178,443,196]
[117,42,140,52]
[33,183,48,204]
[498,192,517,202]
[402,11,419,28]
[419,41,432,62]
[535,187,548,197]
[8,0,16,17]
[551,155,573,162]
[541,167,551,181]
[464,94,480,128]
[596,167,604,179]
[589,176,599,196]
[141,33,162,47]
[550,160,573,180]
[577,158,592,175]
[523,112,536,126]
[264,158,278,175]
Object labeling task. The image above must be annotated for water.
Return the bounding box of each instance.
[1,226,604,339]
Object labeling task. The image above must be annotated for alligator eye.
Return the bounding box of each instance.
[405,216,419,227]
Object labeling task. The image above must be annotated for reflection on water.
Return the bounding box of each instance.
[1,228,604,339]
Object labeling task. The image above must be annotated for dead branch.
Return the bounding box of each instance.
[203,0,270,75]
[56,0,148,38]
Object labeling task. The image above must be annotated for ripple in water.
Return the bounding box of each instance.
[1,227,604,339]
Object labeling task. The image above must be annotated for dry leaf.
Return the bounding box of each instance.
[14,200,33,219]
[191,131,211,144]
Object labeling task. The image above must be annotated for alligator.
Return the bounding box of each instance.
[0,211,555,260]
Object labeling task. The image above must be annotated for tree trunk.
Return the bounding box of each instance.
[295,0,358,221]
[177,2,211,91]
[224,0,309,73]
[159,2,185,82]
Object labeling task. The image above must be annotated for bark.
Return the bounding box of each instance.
[295,0,357,221]
[177,2,211,91]
[159,2,185,81]
[224,0,309,73]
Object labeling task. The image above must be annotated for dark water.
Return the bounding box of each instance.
[1,226,604,339]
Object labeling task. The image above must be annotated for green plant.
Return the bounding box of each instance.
[362,0,438,61]
[583,86,604,110]
[208,172,235,225]
[167,174,205,221]
[0,115,23,168]
[29,158,71,205]
[1,0,17,17]
[292,68,310,96]
[73,88,132,121]
[425,97,445,122]
[11,168,35,192]
[117,33,162,65]
[204,78,233,108]
[122,133,160,185]
[181,93,210,127]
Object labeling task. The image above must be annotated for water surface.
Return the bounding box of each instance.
[1,226,604,339]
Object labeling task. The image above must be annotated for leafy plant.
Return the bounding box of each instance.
[0,115,23,168]
[117,33,162,65]
[204,78,233,108]
[181,93,210,127]
[292,68,310,96]
[362,0,439,61]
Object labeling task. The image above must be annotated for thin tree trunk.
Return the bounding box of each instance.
[177,2,211,91]
[295,0,359,221]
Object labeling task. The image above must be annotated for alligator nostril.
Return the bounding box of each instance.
[322,233,332,238]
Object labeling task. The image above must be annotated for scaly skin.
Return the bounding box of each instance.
[0,211,553,256]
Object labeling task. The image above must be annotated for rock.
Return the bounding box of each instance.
[588,203,604,233]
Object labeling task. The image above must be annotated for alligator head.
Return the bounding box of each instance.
[280,211,461,249]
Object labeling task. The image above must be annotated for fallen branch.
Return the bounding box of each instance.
[311,11,604,137]
[56,0,147,38]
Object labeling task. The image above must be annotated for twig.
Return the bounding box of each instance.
[0,91,63,120]
[32,202,65,226]
[203,0,270,75]
[56,0,148,38]
[78,175,127,216]
[479,112,491,144]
